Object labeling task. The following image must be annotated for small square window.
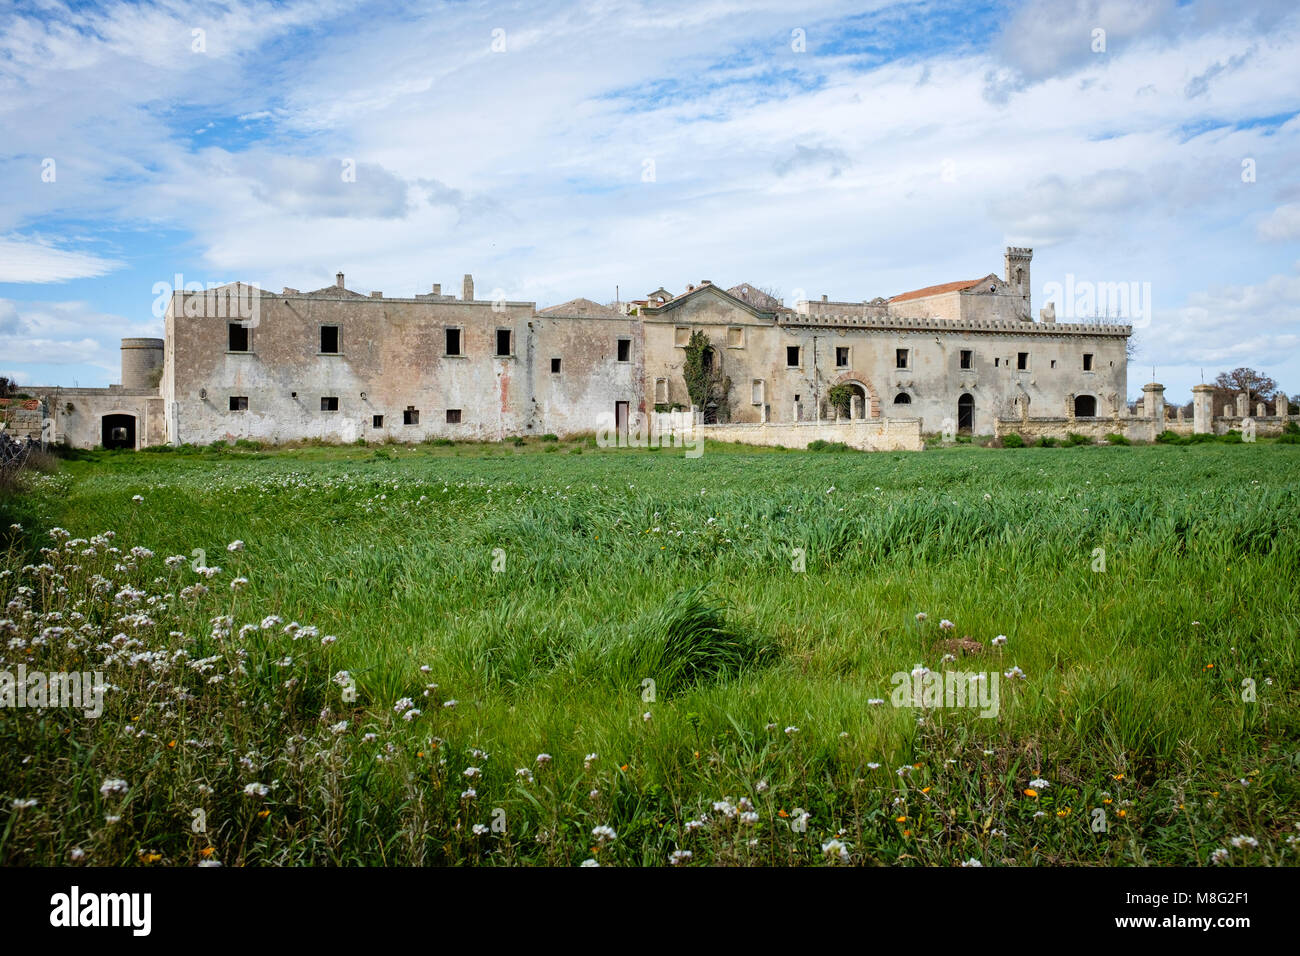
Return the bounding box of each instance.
[617,338,631,362]
[896,348,909,369]
[551,357,562,374]
[446,409,462,424]
[496,329,512,356]
[229,396,248,411]
[228,322,249,352]
[787,345,800,367]
[1083,353,1094,371]
[372,414,384,428]
[320,326,340,353]
[960,349,972,370]
[321,396,339,412]
[403,406,419,425]
[836,346,849,368]
[445,328,462,356]
[1017,352,1029,370]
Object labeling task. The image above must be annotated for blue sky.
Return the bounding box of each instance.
[2,0,1299,402]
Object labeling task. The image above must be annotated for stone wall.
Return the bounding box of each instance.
[699,416,923,452]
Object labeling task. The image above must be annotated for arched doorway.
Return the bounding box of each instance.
[101,414,136,450]
[1074,394,1097,417]
[957,394,974,434]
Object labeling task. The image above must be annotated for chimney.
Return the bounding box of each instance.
[463,274,474,301]
[432,283,441,295]
[335,271,345,289]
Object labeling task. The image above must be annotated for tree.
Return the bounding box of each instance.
[1212,367,1277,411]
[682,331,730,423]
[0,377,14,398]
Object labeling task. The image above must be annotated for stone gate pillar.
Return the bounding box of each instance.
[1142,383,1165,426]
[1236,391,1248,418]
[1277,392,1288,424]
[1192,384,1215,434]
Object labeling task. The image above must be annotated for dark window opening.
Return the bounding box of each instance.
[836,346,849,368]
[403,406,419,425]
[701,347,714,372]
[321,396,339,412]
[446,409,462,424]
[496,329,512,356]
[786,346,800,367]
[229,396,248,411]
[994,357,1000,367]
[372,414,384,428]
[617,338,631,362]
[551,357,562,374]
[445,328,461,356]
[960,349,972,370]
[896,348,908,369]
[1074,395,1097,417]
[894,393,911,405]
[1083,353,1094,371]
[1050,359,1057,369]
[320,326,340,353]
[228,322,249,352]
[1017,352,1029,370]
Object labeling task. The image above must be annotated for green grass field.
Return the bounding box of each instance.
[1,438,1298,866]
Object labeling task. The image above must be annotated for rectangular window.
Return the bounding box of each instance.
[321,396,339,412]
[229,396,248,411]
[786,345,800,367]
[445,328,462,356]
[994,357,1000,367]
[446,409,462,424]
[960,349,972,370]
[751,379,764,404]
[836,346,849,368]
[1050,359,1057,369]
[372,414,384,428]
[674,326,690,347]
[617,338,631,362]
[1017,352,1029,370]
[228,322,249,352]
[403,406,419,425]
[551,357,562,374]
[727,326,743,348]
[320,326,340,353]
[496,329,512,356]
[896,348,909,369]
[655,378,668,404]
[1083,353,1094,371]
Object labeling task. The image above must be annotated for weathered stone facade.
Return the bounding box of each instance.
[24,246,1139,449]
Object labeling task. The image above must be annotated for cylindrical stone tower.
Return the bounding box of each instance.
[121,337,164,390]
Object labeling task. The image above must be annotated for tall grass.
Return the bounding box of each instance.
[0,441,1297,866]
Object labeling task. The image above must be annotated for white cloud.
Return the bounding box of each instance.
[0,237,120,283]
[1258,203,1300,241]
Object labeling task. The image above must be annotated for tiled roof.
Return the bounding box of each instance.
[889,278,983,303]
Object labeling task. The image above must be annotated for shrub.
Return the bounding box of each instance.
[1064,432,1093,446]
[1284,420,1299,435]
[1276,433,1300,444]
[1155,430,1182,444]
[1220,430,1243,444]
[511,436,526,447]
[1187,432,1216,444]
[1035,436,1058,448]
[1106,433,1131,445]
[234,438,262,450]
[807,439,850,452]
[541,433,559,442]
[1002,433,1025,448]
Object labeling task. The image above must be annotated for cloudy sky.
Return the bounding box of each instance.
[2,0,1298,402]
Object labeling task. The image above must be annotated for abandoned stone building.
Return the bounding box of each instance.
[16,246,1140,450]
